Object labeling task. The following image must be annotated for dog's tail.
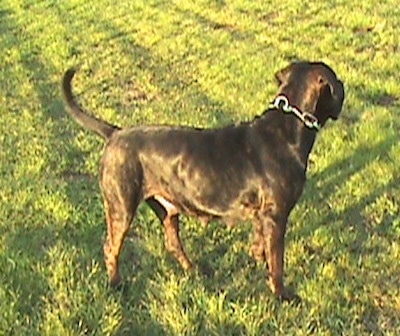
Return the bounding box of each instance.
[62,68,120,139]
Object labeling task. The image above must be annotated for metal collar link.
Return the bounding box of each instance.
[270,95,321,131]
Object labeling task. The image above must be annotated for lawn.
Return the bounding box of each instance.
[0,0,399,335]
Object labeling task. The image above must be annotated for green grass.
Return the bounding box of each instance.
[1,0,399,335]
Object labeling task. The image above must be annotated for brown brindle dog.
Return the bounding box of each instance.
[62,61,344,301]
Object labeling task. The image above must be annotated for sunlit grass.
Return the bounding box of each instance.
[0,0,399,334]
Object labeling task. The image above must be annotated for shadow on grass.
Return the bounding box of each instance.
[287,129,398,332]
[171,4,252,42]
[298,132,398,237]
[106,16,234,126]
[0,217,53,329]
[352,80,399,107]
[0,9,12,18]
[0,6,89,172]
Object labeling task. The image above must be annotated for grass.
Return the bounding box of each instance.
[0,0,399,335]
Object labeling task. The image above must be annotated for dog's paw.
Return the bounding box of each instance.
[107,281,124,293]
[276,287,301,304]
[108,273,123,288]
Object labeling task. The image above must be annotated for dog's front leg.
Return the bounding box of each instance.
[262,216,298,301]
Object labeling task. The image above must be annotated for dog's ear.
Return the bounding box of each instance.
[275,64,293,85]
[317,76,345,120]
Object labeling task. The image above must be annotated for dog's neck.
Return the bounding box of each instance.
[257,97,320,169]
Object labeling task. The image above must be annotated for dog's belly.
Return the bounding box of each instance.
[152,193,249,228]
[149,183,274,229]
[152,194,212,221]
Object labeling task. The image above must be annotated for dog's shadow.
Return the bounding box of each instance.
[296,131,398,241]
[285,123,399,322]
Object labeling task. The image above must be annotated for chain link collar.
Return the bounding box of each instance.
[269,95,321,131]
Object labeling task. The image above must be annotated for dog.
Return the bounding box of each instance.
[62,61,344,301]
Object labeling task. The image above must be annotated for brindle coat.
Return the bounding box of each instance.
[62,61,344,300]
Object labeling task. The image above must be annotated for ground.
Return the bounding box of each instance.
[0,0,399,335]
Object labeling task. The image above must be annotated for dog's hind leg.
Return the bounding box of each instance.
[146,197,193,271]
[103,197,136,287]
[101,160,142,287]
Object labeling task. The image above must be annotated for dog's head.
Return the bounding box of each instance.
[275,61,345,126]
